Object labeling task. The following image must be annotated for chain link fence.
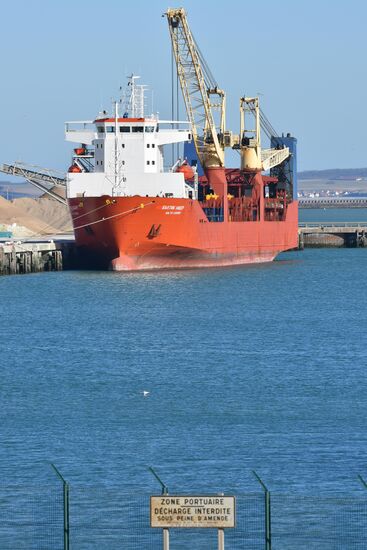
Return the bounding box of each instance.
[0,487,366,548]
[0,486,63,549]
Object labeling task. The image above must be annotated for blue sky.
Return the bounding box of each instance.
[0,0,366,175]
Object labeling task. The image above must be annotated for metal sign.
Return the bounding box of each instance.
[150,495,235,528]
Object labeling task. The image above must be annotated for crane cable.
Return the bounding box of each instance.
[191,33,218,89]
[191,30,280,143]
[173,11,281,145]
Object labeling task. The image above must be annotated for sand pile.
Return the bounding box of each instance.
[0,195,73,237]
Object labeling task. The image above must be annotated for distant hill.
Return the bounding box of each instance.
[298,168,367,180]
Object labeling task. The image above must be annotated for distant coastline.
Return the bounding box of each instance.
[298,168,367,180]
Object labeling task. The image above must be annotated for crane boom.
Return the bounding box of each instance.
[166,8,225,169]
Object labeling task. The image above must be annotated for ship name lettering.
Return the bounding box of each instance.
[161,205,184,211]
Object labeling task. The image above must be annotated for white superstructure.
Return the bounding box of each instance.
[65,78,193,200]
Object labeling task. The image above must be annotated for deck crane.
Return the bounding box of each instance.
[166,7,229,171]
[239,97,290,172]
[166,8,291,176]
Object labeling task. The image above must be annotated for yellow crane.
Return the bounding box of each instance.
[166,8,290,177]
[166,7,228,170]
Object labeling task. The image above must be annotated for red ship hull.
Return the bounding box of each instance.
[68,194,298,271]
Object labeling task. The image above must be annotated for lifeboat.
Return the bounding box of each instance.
[176,161,194,180]
[68,164,82,173]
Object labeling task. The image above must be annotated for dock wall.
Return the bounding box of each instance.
[299,197,367,208]
[298,225,367,249]
[0,240,77,276]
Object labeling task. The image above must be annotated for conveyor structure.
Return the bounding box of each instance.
[0,162,67,205]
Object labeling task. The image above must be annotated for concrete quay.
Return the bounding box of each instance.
[298,223,367,248]
[0,235,77,276]
[299,197,367,208]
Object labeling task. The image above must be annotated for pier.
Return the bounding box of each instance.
[298,222,367,248]
[299,197,367,208]
[0,235,76,275]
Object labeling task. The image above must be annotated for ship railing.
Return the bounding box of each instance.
[65,121,95,132]
[299,222,367,229]
[65,121,97,145]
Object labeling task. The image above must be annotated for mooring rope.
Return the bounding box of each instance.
[71,201,155,232]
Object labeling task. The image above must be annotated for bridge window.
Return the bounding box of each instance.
[132,126,144,133]
[145,126,155,132]
[147,144,150,148]
[97,126,104,133]
[147,161,150,165]
[152,144,155,148]
[106,127,115,133]
[120,126,130,133]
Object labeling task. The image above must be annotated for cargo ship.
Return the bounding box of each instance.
[66,108,298,270]
[65,10,298,271]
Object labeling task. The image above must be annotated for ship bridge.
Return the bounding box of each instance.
[65,115,193,199]
[65,74,195,199]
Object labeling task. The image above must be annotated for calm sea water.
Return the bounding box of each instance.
[299,207,367,223]
[1,209,367,547]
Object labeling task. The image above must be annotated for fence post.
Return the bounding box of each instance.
[358,474,367,490]
[149,467,169,550]
[252,470,271,550]
[51,463,70,550]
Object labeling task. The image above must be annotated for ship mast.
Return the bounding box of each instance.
[127,74,147,118]
[114,100,119,192]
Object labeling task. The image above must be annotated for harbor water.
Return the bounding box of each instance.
[1,209,367,547]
